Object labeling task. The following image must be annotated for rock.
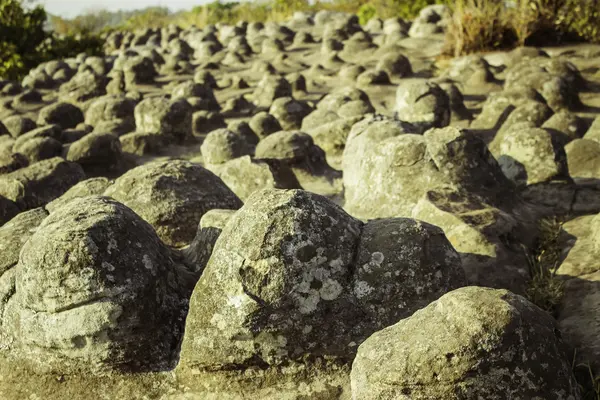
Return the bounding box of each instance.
[207,155,301,201]
[178,189,465,371]
[123,56,157,86]
[0,208,48,343]
[17,137,63,163]
[585,116,600,143]
[171,81,219,111]
[356,69,390,86]
[490,126,569,186]
[248,112,282,139]
[301,108,340,131]
[351,286,580,400]
[496,100,553,136]
[84,95,137,130]
[565,139,600,179]
[66,132,122,174]
[119,132,164,156]
[375,53,412,78]
[0,153,28,175]
[200,129,252,165]
[394,81,450,130]
[192,110,227,135]
[2,196,186,374]
[181,209,236,274]
[193,69,218,89]
[46,177,112,212]
[307,117,358,170]
[269,97,313,131]
[226,120,259,147]
[471,88,547,131]
[2,115,36,138]
[104,160,242,247]
[134,97,192,142]
[557,271,600,371]
[0,157,85,210]
[253,76,292,108]
[13,125,62,154]
[37,102,84,130]
[412,188,531,295]
[58,70,108,105]
[0,196,19,227]
[542,110,587,145]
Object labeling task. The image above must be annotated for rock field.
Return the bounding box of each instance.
[1,5,600,400]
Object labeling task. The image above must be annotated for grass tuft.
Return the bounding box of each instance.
[524,217,565,317]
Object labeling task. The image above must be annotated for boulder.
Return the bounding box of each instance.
[104,160,242,247]
[17,137,63,163]
[2,115,36,138]
[178,189,465,371]
[66,132,123,174]
[2,196,187,374]
[37,102,84,130]
[394,81,450,130]
[0,157,85,210]
[351,286,580,400]
[46,177,112,212]
[134,97,192,142]
[269,97,313,131]
[200,129,252,165]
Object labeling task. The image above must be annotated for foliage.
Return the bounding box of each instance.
[0,0,102,81]
[525,217,565,317]
[445,0,600,56]
[357,3,377,25]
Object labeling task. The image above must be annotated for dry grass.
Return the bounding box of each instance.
[444,0,600,56]
[524,217,565,317]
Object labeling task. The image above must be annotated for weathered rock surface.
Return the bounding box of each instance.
[104,160,242,247]
[351,286,580,400]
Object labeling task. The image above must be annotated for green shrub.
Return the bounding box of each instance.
[357,3,377,25]
[0,0,103,81]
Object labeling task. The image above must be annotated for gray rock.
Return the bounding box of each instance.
[123,56,157,86]
[490,126,569,186]
[248,112,282,139]
[182,209,236,274]
[58,70,108,105]
[0,157,85,210]
[253,76,292,108]
[134,97,193,142]
[375,53,412,78]
[171,81,219,111]
[565,138,600,179]
[84,95,137,129]
[0,195,19,227]
[2,196,186,374]
[200,129,252,165]
[17,137,63,163]
[37,102,84,130]
[66,132,123,174]
[104,160,242,247]
[119,131,165,156]
[2,115,36,138]
[269,97,313,131]
[351,286,580,400]
[46,177,112,212]
[13,125,62,155]
[178,189,465,371]
[207,155,301,201]
[394,81,450,130]
[307,117,359,170]
[542,110,587,145]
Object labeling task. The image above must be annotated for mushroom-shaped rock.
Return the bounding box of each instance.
[37,102,84,130]
[200,128,252,165]
[178,189,465,372]
[248,112,282,139]
[0,157,85,210]
[490,126,569,186]
[256,131,342,196]
[2,196,187,374]
[134,97,192,142]
[104,160,242,247]
[269,97,313,131]
[207,155,301,201]
[66,132,123,175]
[394,81,450,130]
[253,76,292,108]
[351,286,580,400]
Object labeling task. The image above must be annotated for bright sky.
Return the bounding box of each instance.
[40,0,211,18]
